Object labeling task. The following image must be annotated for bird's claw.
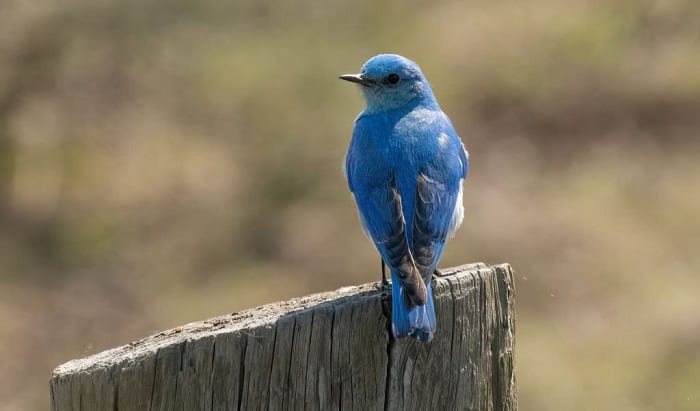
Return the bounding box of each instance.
[432,268,448,279]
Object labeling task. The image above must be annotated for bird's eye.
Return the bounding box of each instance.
[386,73,400,85]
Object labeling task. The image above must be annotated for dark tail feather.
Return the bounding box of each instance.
[391,272,436,342]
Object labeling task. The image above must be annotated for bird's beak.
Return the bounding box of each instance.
[339,74,375,87]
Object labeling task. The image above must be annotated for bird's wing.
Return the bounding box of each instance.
[346,124,427,307]
[352,179,427,307]
[412,132,467,283]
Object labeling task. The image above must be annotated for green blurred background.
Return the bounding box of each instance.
[2,0,699,409]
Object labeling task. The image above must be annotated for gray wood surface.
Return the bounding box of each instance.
[51,262,516,411]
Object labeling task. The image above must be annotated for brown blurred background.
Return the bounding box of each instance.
[1,0,699,409]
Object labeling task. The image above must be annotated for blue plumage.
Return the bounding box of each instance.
[341,54,468,342]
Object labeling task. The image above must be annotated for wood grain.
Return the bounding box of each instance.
[51,262,516,411]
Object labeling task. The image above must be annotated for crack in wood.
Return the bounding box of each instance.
[236,335,247,411]
[208,339,217,411]
[148,349,159,411]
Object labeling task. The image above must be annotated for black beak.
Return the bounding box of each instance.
[339,74,375,87]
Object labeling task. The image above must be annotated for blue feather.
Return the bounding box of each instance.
[342,54,467,341]
[391,272,436,341]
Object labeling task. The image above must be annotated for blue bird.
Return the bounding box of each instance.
[340,54,469,342]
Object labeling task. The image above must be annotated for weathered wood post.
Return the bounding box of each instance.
[51,262,516,410]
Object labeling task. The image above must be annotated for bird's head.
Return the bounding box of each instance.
[339,54,436,114]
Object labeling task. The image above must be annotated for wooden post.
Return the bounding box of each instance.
[50,263,516,411]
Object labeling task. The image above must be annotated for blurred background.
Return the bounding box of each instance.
[1,0,699,409]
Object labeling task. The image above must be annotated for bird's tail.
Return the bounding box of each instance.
[390,271,436,342]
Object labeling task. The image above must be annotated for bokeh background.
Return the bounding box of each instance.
[2,0,699,409]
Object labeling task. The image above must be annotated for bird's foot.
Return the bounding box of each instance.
[381,260,389,288]
[432,268,448,279]
[380,279,391,291]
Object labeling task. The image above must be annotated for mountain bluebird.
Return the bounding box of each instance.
[340,54,469,342]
